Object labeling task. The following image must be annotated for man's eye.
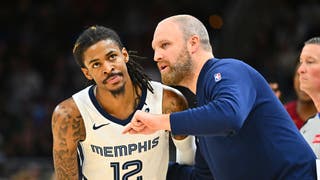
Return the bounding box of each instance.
[161,43,169,49]
[93,62,100,68]
[109,54,117,60]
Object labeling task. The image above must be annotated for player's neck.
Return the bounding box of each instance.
[95,83,141,120]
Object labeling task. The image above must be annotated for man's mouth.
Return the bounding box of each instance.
[159,65,168,72]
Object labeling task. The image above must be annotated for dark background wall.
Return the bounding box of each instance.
[0,0,319,178]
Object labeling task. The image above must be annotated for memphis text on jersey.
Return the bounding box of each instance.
[90,136,159,157]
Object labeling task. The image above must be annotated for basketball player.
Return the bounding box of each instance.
[51,25,195,179]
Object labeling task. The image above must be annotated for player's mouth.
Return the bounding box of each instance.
[103,73,123,84]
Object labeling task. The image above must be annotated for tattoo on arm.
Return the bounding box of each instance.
[162,89,189,139]
[163,91,188,114]
[52,103,85,180]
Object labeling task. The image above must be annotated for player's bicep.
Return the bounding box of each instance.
[51,99,85,179]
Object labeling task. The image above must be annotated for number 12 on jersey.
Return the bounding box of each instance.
[110,160,143,180]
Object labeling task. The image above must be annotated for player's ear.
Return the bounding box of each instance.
[81,67,93,80]
[122,47,129,63]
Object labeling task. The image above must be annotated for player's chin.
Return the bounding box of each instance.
[107,83,125,94]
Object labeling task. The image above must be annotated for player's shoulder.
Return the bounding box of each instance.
[148,80,188,109]
[163,88,188,113]
[150,81,184,96]
[52,98,82,126]
[52,98,81,122]
[52,97,85,139]
[163,86,185,101]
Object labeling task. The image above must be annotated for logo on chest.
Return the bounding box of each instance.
[93,123,110,130]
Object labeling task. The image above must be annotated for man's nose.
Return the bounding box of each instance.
[153,50,162,62]
[102,61,114,74]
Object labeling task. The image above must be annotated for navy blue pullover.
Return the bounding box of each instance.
[168,58,316,180]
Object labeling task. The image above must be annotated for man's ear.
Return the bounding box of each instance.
[188,35,200,54]
[122,47,129,63]
[81,67,93,80]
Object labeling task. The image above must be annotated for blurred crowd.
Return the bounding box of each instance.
[0,0,319,178]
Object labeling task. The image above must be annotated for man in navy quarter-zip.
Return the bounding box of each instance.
[123,14,317,180]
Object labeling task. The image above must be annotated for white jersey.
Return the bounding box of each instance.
[73,81,169,180]
[300,113,320,158]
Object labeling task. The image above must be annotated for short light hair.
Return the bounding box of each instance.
[305,37,320,45]
[170,15,212,51]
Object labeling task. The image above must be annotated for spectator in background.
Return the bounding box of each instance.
[298,37,320,158]
[284,63,317,129]
[269,82,281,99]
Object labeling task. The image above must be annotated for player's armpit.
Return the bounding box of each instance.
[51,98,85,180]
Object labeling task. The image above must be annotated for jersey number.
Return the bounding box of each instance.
[110,160,142,180]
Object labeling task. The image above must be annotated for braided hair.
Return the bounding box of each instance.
[73,25,153,93]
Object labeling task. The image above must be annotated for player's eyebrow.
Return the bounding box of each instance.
[87,50,116,65]
[104,50,116,58]
[88,59,99,65]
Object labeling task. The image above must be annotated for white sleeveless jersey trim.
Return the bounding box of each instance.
[72,81,169,180]
[300,113,320,158]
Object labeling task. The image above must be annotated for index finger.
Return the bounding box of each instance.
[122,123,133,134]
